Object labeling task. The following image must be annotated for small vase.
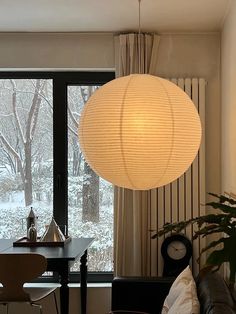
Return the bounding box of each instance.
[28,223,37,242]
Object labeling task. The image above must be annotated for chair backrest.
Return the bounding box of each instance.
[0,253,47,302]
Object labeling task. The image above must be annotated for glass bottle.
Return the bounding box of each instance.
[28,223,37,242]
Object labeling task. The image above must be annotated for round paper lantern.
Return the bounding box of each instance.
[78,74,202,190]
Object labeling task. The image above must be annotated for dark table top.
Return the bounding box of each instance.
[0,238,94,261]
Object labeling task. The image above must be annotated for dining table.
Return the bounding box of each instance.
[0,237,94,314]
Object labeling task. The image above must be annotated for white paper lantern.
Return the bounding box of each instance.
[78,74,202,190]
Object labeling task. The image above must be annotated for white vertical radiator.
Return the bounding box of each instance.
[149,78,206,277]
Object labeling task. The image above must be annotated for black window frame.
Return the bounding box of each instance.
[0,71,115,282]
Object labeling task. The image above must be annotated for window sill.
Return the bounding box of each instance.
[69,283,112,288]
[22,283,111,288]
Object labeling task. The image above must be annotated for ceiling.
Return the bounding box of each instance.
[0,0,231,33]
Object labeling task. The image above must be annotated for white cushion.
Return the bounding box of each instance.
[161,266,200,314]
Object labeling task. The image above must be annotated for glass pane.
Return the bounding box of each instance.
[0,79,53,238]
[67,85,113,272]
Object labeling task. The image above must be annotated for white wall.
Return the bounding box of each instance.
[0,33,114,69]
[156,34,221,198]
[0,32,221,313]
[221,1,236,195]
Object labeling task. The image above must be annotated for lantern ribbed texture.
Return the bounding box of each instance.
[78,74,202,190]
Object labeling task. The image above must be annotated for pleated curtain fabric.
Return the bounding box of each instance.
[114,33,161,276]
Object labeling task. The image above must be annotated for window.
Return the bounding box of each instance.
[0,78,53,238]
[0,72,115,279]
[67,85,113,272]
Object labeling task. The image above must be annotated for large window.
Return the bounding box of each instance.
[0,72,115,278]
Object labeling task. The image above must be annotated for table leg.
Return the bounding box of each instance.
[80,250,88,314]
[58,262,70,314]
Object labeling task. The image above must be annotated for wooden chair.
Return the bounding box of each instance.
[0,253,59,314]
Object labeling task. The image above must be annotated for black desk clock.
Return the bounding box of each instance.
[161,233,192,277]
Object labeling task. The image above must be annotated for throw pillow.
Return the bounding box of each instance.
[161,266,200,314]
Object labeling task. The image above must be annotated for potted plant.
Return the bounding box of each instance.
[151,193,236,289]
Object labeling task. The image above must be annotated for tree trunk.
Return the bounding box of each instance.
[72,137,80,176]
[82,162,99,223]
[24,142,33,206]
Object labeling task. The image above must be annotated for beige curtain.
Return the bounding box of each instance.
[114,33,160,76]
[114,33,161,276]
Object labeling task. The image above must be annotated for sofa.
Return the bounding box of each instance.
[112,272,236,314]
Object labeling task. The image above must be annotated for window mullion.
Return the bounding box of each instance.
[53,77,68,234]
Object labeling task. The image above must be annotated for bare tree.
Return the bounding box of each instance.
[68,85,100,222]
[82,161,99,222]
[0,79,46,206]
[81,86,99,222]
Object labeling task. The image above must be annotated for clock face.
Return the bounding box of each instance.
[167,240,187,260]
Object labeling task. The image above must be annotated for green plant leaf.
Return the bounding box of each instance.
[151,192,236,284]
[196,214,229,227]
[197,238,225,263]
[208,193,236,205]
[206,202,236,216]
[153,219,194,237]
[193,225,224,239]
[206,236,236,284]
